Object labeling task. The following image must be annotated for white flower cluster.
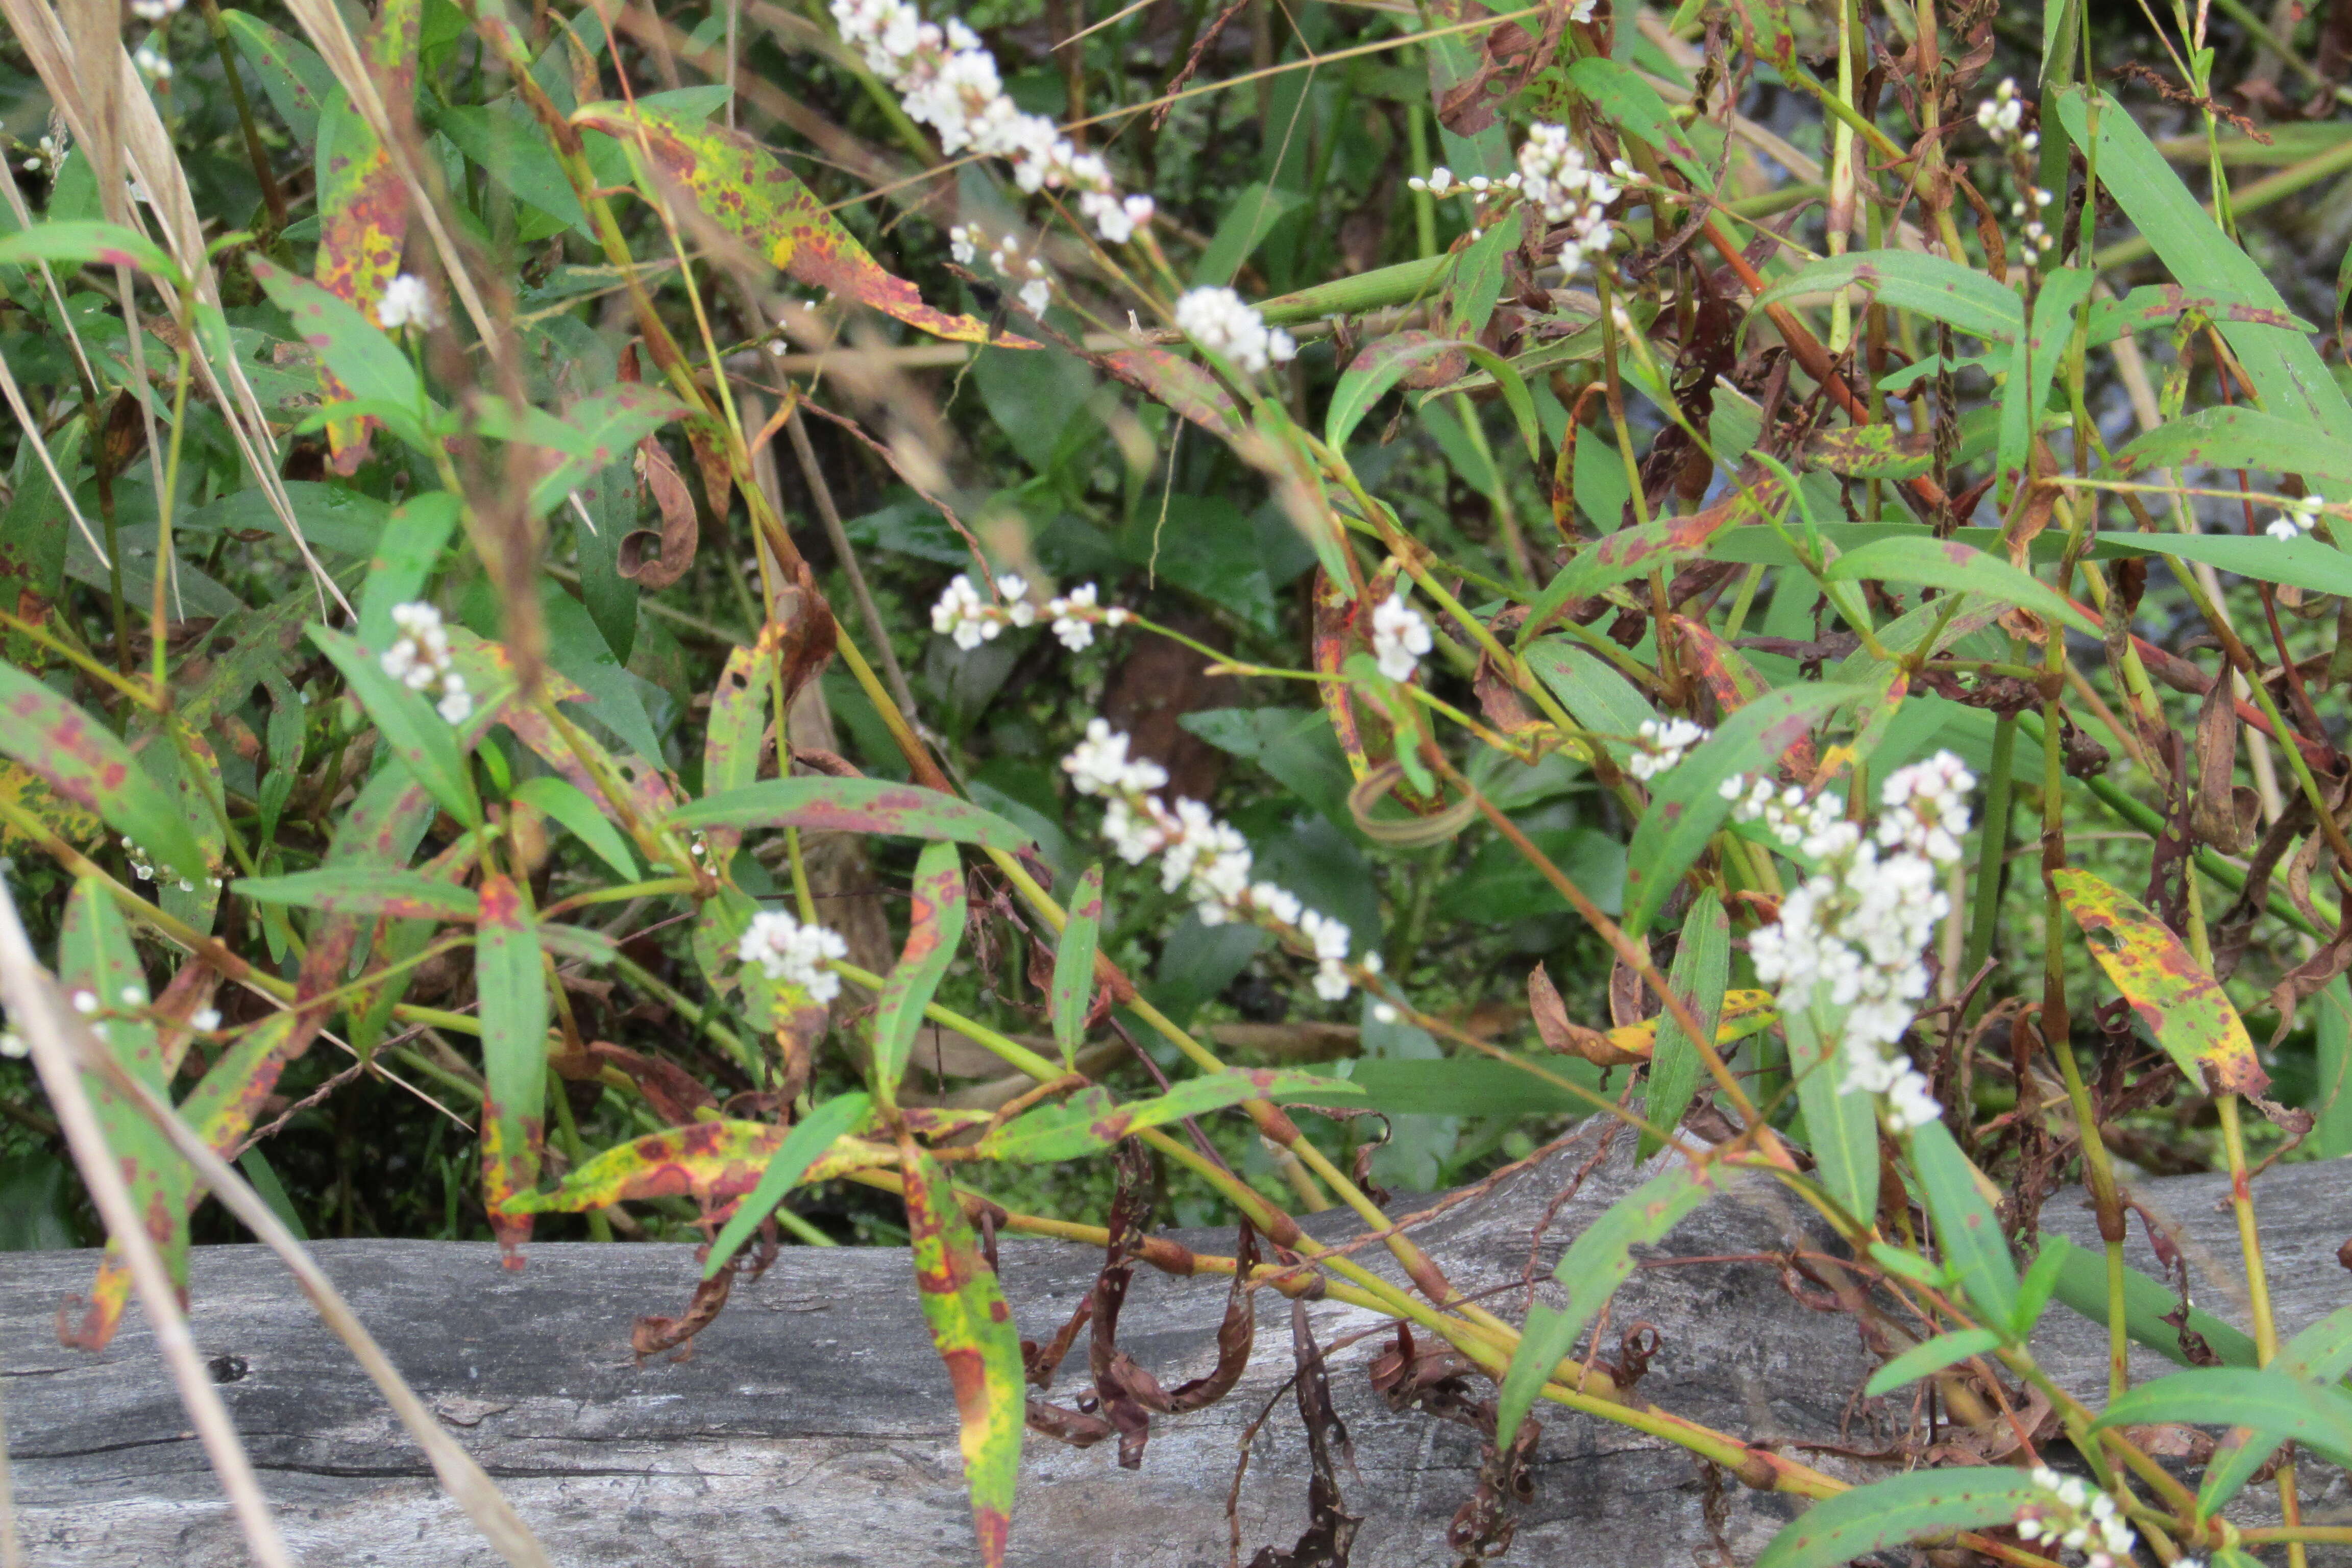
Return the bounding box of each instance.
[133,43,172,82]
[130,0,183,18]
[378,602,473,724]
[1046,582,1126,650]
[1975,77,2040,152]
[1626,718,1708,781]
[1173,287,1297,375]
[2008,182,2057,267]
[829,0,1154,243]
[1062,720,1372,1000]
[948,224,1051,317]
[736,910,849,1004]
[2267,491,2326,541]
[2016,1466,2136,1568]
[376,274,436,332]
[932,571,1036,649]
[17,130,66,178]
[1370,589,1432,681]
[0,1030,22,1059]
[118,834,221,895]
[1407,122,1625,267]
[1729,751,1975,1132]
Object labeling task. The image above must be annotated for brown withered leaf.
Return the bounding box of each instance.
[1247,1302,1361,1568]
[620,439,699,590]
[2189,679,2261,855]
[1530,962,1647,1067]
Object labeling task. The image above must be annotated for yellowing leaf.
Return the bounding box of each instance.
[570,101,1028,348]
[0,758,101,850]
[506,1118,894,1213]
[2054,868,2269,1096]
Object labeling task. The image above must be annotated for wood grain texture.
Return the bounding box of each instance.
[4,1129,2348,1566]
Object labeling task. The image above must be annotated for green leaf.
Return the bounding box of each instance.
[1050,866,1104,1067]
[2046,1242,2257,1368]
[1824,537,2097,635]
[1193,180,1306,288]
[1864,1328,2003,1396]
[222,9,338,142]
[2060,88,2352,442]
[1621,684,1870,937]
[1496,1163,1716,1449]
[978,1069,1359,1163]
[1752,251,2023,344]
[901,1143,1025,1567]
[872,842,968,1108]
[2014,1233,2074,1336]
[1753,1470,2049,1568]
[232,868,480,920]
[475,873,548,1256]
[0,221,178,280]
[0,662,207,884]
[2054,868,2269,1096]
[1563,58,1716,187]
[1790,996,1879,1227]
[308,625,481,828]
[1639,892,1728,1162]
[2107,403,2352,493]
[356,492,462,653]
[1910,1119,2019,1332]
[703,1092,871,1277]
[2314,975,2352,1158]
[1996,266,2093,503]
[668,778,1035,849]
[1521,484,1785,644]
[2200,1303,2352,1511]
[2095,1367,2352,1466]
[249,259,429,432]
[2100,531,2352,598]
[511,777,639,882]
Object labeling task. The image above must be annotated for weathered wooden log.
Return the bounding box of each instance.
[3,1132,2348,1567]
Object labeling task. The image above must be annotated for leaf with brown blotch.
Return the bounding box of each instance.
[572,101,1026,348]
[2054,868,2270,1096]
[504,1119,894,1214]
[311,0,422,472]
[475,874,547,1263]
[1528,961,1647,1067]
[901,1140,1026,1568]
[619,437,699,590]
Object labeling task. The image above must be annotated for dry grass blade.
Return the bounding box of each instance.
[0,347,108,567]
[0,892,555,1567]
[0,891,297,1568]
[0,1370,22,1568]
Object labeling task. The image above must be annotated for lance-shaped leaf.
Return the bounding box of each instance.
[1752,250,2024,344]
[1825,537,2096,635]
[232,868,481,921]
[704,1092,872,1277]
[1753,1471,2051,1568]
[1863,1328,2005,1397]
[356,492,462,651]
[1050,866,1104,1066]
[0,221,178,279]
[1789,995,1879,1230]
[2201,1304,2352,1512]
[979,1069,1362,1163]
[2053,868,2269,1096]
[1995,266,2093,501]
[251,259,433,453]
[901,1142,1025,1567]
[222,9,336,142]
[476,874,547,1261]
[1495,1161,1719,1448]
[1328,332,1539,458]
[309,624,482,827]
[873,842,969,1107]
[508,1118,895,1213]
[60,879,191,1351]
[0,661,206,884]
[1622,684,1870,938]
[1910,1119,2018,1332]
[511,777,639,883]
[1518,478,1785,646]
[311,0,422,469]
[572,101,1019,347]
[2093,1368,2352,1467]
[697,637,772,878]
[1640,893,1728,1163]
[2108,403,2352,493]
[669,777,1033,849]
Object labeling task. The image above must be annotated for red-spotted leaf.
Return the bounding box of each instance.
[60,879,191,1351]
[1091,343,1241,437]
[0,662,206,885]
[506,1118,895,1212]
[221,8,336,142]
[1496,1161,1721,1448]
[311,0,422,470]
[309,625,481,827]
[1519,477,1786,646]
[901,1141,1025,1567]
[2093,1368,2352,1468]
[476,874,547,1263]
[1825,537,2096,635]
[698,637,772,878]
[1753,1471,2050,1568]
[873,842,968,1107]
[667,777,1034,849]
[0,222,178,279]
[2053,868,2269,1096]
[232,868,481,921]
[571,101,1022,348]
[1050,865,1104,1066]
[703,1092,873,1278]
[251,259,432,453]
[979,1068,1361,1163]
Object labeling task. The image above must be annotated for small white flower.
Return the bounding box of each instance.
[736,910,849,1004]
[129,0,183,17]
[1369,589,1432,682]
[0,1031,24,1059]
[120,985,144,1005]
[190,1008,222,1032]
[132,43,172,81]
[1627,717,1708,781]
[948,225,977,265]
[375,273,437,331]
[1046,582,1115,651]
[378,601,470,724]
[1173,287,1296,375]
[1372,1002,1400,1024]
[71,990,97,1015]
[1018,277,1050,315]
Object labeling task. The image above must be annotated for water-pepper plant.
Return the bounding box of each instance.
[3,0,2352,1560]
